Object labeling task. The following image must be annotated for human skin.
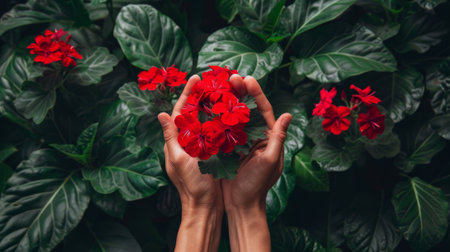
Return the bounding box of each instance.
[158,74,291,252]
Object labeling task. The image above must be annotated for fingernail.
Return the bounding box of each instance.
[281,115,292,129]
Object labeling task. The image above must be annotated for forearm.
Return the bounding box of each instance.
[175,206,223,252]
[226,206,270,252]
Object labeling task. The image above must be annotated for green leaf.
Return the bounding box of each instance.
[306,116,329,144]
[13,81,56,124]
[91,191,127,218]
[430,113,450,140]
[0,0,74,36]
[364,131,401,159]
[51,123,98,165]
[216,0,238,23]
[271,224,325,252]
[234,0,285,36]
[426,63,450,94]
[392,177,449,251]
[0,149,90,252]
[114,4,192,72]
[83,139,167,201]
[117,82,156,117]
[373,68,424,123]
[344,192,401,252]
[0,49,43,101]
[312,141,363,172]
[135,114,165,158]
[0,144,17,162]
[293,146,329,192]
[67,47,118,86]
[199,152,239,180]
[86,221,142,252]
[388,13,448,54]
[431,88,450,114]
[266,92,308,223]
[280,0,356,40]
[361,13,400,41]
[290,24,397,83]
[415,0,447,10]
[197,26,283,80]
[0,163,13,193]
[395,124,446,172]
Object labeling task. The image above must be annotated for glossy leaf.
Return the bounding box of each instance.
[290,24,397,83]
[91,191,127,219]
[67,47,119,86]
[306,116,329,144]
[86,221,142,252]
[293,146,329,192]
[198,26,283,80]
[395,124,446,172]
[271,224,325,252]
[13,81,56,124]
[431,88,450,114]
[199,152,239,180]
[373,68,424,123]
[114,4,192,72]
[364,131,401,159]
[117,82,156,117]
[234,0,285,36]
[344,192,401,252]
[415,0,447,10]
[83,139,167,201]
[0,149,90,252]
[312,141,363,172]
[266,92,308,223]
[216,0,238,23]
[392,177,449,251]
[430,113,450,140]
[280,0,356,39]
[135,114,165,158]
[388,13,448,54]
[0,0,74,36]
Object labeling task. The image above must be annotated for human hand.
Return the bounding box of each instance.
[157,75,223,252]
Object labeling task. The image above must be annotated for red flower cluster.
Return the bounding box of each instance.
[138,66,187,91]
[175,66,249,160]
[27,29,82,67]
[313,85,385,139]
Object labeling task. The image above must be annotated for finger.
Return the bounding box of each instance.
[229,74,246,97]
[265,113,292,158]
[244,76,276,129]
[158,112,181,152]
[172,75,201,119]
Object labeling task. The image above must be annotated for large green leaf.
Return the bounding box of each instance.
[198,152,239,180]
[67,47,118,86]
[216,0,238,23]
[271,224,325,252]
[373,68,424,123]
[0,0,74,36]
[312,141,363,172]
[0,144,17,162]
[344,192,401,252]
[135,114,165,158]
[364,131,401,159]
[0,48,43,101]
[234,0,285,36]
[0,149,90,252]
[83,139,167,201]
[114,4,192,72]
[86,221,142,252]
[85,0,148,21]
[197,26,283,80]
[290,24,397,83]
[293,146,329,192]
[117,82,156,117]
[13,81,56,124]
[91,191,127,219]
[414,0,447,10]
[430,113,450,140]
[392,177,449,251]
[266,92,308,223]
[388,13,448,54]
[280,0,356,41]
[395,123,446,173]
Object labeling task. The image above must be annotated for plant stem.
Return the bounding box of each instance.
[278,62,292,70]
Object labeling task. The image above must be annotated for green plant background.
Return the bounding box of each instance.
[1,0,450,251]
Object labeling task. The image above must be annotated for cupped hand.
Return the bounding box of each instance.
[222,75,292,211]
[157,75,223,211]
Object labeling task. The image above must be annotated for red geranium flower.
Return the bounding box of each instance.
[200,72,233,103]
[182,119,225,160]
[138,66,187,91]
[322,105,351,135]
[357,106,385,139]
[175,111,202,147]
[45,29,68,41]
[27,35,61,64]
[214,118,247,153]
[350,85,381,105]
[58,41,83,67]
[212,92,250,126]
[313,87,337,117]
[202,65,238,80]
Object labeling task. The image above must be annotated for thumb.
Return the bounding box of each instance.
[158,112,179,150]
[265,113,292,157]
